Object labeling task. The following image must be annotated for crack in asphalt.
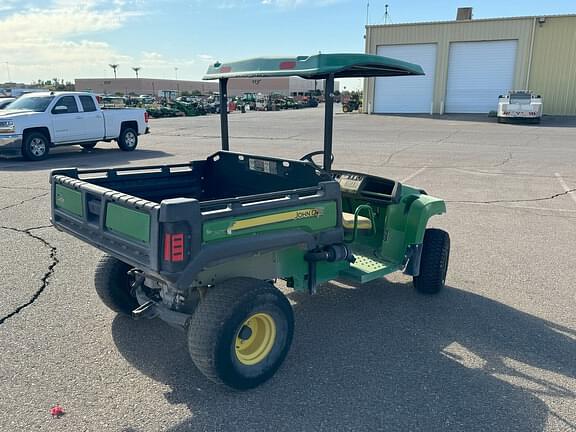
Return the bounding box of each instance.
[447,188,576,205]
[0,185,49,191]
[493,151,513,167]
[0,225,58,326]
[383,143,421,165]
[155,133,304,141]
[0,192,49,213]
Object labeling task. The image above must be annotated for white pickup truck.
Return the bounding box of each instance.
[0,91,149,160]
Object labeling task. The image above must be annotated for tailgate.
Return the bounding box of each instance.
[51,172,162,271]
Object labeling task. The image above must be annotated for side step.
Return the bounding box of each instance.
[340,252,400,284]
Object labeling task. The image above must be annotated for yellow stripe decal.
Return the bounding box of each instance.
[229,208,323,232]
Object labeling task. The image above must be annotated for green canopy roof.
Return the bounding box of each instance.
[203,53,424,80]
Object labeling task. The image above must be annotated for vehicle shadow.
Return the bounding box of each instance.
[0,148,173,172]
[111,280,576,431]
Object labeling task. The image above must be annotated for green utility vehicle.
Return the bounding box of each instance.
[50,54,450,390]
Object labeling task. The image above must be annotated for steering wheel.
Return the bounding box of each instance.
[299,151,334,170]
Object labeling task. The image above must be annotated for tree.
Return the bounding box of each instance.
[132,67,141,79]
[109,64,119,79]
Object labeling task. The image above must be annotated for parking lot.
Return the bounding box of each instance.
[1,107,575,431]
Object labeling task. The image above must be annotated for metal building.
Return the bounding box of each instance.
[364,11,576,115]
[74,77,335,98]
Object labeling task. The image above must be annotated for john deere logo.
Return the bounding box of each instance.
[295,208,322,219]
[229,207,324,233]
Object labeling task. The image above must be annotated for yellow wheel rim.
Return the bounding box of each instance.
[235,313,276,366]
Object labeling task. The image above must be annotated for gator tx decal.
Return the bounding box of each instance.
[228,208,324,233]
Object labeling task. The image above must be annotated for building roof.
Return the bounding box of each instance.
[366,13,576,29]
[203,53,424,80]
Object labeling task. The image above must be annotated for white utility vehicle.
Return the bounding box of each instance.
[0,92,149,160]
[497,91,542,124]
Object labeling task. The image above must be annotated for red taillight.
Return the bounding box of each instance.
[144,111,149,123]
[164,233,184,262]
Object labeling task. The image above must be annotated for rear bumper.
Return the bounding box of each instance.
[0,134,22,157]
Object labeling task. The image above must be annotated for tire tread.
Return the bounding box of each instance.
[413,228,450,294]
[188,278,289,387]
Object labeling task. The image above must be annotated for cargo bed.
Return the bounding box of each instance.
[51,151,343,285]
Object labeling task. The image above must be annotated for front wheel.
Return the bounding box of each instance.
[117,127,138,151]
[413,228,450,294]
[22,132,50,161]
[188,278,294,390]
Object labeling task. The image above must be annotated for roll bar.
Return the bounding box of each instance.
[218,73,336,172]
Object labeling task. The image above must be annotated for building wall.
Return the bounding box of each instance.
[528,16,576,115]
[228,78,290,96]
[75,77,328,98]
[75,78,218,96]
[364,17,576,114]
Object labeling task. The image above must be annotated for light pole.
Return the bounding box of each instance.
[5,62,11,82]
[174,67,179,96]
[109,64,119,79]
[132,67,141,79]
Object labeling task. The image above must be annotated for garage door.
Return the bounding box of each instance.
[445,40,517,113]
[374,44,437,113]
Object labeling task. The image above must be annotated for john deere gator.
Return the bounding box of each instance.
[50,53,450,390]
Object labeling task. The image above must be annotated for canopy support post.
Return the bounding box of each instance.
[219,78,229,151]
[323,73,335,171]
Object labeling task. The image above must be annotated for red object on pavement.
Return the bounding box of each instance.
[50,405,65,418]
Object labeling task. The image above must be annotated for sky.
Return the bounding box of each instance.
[1,0,575,90]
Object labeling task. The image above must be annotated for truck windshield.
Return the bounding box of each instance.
[8,96,55,112]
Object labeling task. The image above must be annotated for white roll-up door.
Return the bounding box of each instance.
[373,44,437,113]
[445,40,517,113]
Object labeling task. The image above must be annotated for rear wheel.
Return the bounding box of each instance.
[94,255,139,315]
[22,132,50,161]
[187,278,294,390]
[413,228,450,294]
[117,127,138,151]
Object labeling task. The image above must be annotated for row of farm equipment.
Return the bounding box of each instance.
[143,93,322,118]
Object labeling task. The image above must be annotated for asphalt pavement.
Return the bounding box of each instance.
[1,108,575,431]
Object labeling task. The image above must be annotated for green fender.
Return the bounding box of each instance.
[403,194,446,246]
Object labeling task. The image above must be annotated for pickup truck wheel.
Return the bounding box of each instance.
[118,128,138,151]
[188,278,294,390]
[94,255,139,316]
[413,228,450,294]
[80,142,97,150]
[22,132,50,161]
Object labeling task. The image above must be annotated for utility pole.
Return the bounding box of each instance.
[366,1,370,26]
[174,67,179,96]
[5,62,11,82]
[132,67,141,79]
[109,64,119,79]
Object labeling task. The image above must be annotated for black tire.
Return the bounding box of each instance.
[413,228,450,294]
[188,278,294,390]
[80,142,97,150]
[22,132,50,161]
[117,127,138,151]
[94,255,139,315]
